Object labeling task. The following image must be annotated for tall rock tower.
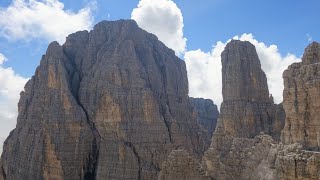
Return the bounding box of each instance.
[203,40,285,180]
[217,40,284,139]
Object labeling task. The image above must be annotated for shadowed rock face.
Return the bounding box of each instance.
[218,40,285,139]
[282,42,320,150]
[0,20,209,180]
[189,98,219,137]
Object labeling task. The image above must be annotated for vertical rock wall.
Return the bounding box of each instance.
[282,42,320,150]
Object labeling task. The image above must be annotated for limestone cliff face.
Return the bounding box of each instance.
[190,98,219,137]
[282,42,320,150]
[218,40,285,139]
[0,20,209,180]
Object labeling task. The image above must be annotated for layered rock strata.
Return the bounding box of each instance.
[0,20,209,180]
[281,42,320,150]
[190,98,219,137]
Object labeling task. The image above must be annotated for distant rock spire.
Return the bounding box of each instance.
[217,40,284,139]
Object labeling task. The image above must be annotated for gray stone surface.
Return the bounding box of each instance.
[0,20,209,180]
[189,98,219,137]
[281,42,320,150]
[218,40,285,139]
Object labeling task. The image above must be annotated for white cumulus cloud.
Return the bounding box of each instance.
[185,34,301,108]
[0,53,6,64]
[0,0,95,43]
[131,0,187,55]
[0,53,29,153]
[185,42,225,108]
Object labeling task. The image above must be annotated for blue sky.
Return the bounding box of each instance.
[0,0,319,151]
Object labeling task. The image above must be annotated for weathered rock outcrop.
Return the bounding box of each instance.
[190,98,219,137]
[158,150,210,180]
[204,131,320,180]
[0,20,209,180]
[281,42,320,150]
[218,40,285,140]
[275,143,320,179]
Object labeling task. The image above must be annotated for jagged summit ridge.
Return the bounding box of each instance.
[302,41,320,65]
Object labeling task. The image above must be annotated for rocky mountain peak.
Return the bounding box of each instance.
[302,41,320,65]
[221,40,270,102]
[217,40,284,139]
[0,19,209,180]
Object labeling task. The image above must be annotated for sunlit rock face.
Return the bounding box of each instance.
[0,20,209,180]
[282,42,320,151]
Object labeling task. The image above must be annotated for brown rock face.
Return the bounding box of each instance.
[218,40,285,139]
[0,20,209,180]
[282,42,320,150]
[189,98,219,137]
